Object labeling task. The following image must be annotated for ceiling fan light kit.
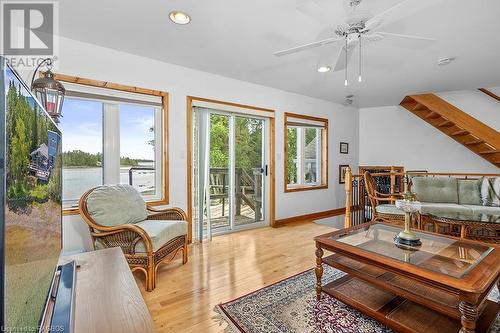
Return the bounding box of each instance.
[273,0,438,86]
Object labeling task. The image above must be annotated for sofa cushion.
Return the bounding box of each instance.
[419,202,473,216]
[462,204,500,216]
[134,219,187,252]
[480,177,500,207]
[412,177,458,204]
[86,184,148,227]
[458,179,482,205]
[376,204,404,215]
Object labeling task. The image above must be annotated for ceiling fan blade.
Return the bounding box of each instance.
[365,0,443,32]
[332,44,354,72]
[273,37,341,57]
[377,31,436,49]
[364,33,384,43]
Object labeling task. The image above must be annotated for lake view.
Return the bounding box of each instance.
[63,164,155,204]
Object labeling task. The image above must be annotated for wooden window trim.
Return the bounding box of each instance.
[284,112,328,193]
[51,74,169,215]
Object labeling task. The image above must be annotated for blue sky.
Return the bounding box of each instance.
[59,98,155,160]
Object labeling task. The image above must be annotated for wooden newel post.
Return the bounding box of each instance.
[344,166,352,229]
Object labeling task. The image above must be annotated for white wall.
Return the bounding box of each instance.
[437,89,500,132]
[359,89,500,173]
[44,38,358,252]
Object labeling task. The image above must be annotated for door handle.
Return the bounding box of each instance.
[261,165,268,176]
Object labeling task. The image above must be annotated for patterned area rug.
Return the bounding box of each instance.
[213,267,500,333]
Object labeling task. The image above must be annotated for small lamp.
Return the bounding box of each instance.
[31,58,65,123]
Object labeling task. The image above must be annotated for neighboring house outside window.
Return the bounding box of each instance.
[285,113,328,192]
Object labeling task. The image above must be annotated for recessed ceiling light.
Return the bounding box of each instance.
[317,66,331,73]
[169,11,191,25]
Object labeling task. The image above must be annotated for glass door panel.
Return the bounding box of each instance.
[192,108,268,241]
[209,114,230,229]
[234,116,265,225]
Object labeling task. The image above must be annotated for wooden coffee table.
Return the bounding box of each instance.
[314,222,500,333]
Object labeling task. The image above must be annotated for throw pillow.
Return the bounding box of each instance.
[480,177,500,207]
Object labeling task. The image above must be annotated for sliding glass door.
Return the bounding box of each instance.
[193,108,268,240]
[234,116,265,225]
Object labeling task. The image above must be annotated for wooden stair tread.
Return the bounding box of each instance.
[424,112,441,120]
[451,129,469,136]
[437,120,454,127]
[465,140,485,145]
[400,94,500,168]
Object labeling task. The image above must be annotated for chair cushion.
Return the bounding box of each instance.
[376,204,404,215]
[412,177,458,204]
[457,179,482,205]
[86,184,148,227]
[134,219,187,252]
[419,202,473,215]
[479,177,500,207]
[462,205,500,216]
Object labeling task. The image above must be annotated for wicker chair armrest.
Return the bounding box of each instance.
[146,206,187,221]
[91,223,153,254]
[374,191,403,198]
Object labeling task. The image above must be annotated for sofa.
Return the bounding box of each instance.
[411,176,500,217]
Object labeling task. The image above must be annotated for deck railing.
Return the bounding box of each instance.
[208,167,263,221]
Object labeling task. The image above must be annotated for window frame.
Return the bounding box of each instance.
[51,74,169,215]
[284,112,328,193]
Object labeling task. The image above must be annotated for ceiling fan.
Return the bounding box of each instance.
[273,0,440,85]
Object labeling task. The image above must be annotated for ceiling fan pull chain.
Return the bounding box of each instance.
[344,37,348,86]
[358,33,362,83]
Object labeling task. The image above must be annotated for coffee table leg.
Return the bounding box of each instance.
[459,301,478,333]
[315,243,323,300]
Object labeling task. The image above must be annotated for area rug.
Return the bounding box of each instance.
[213,267,500,333]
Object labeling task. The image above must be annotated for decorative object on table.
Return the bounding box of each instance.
[30,57,66,123]
[339,142,349,154]
[213,266,500,333]
[394,175,422,248]
[339,164,349,184]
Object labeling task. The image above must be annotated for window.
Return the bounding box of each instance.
[59,98,104,205]
[284,113,327,192]
[57,78,168,210]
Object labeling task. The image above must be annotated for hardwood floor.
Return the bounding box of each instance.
[134,220,334,332]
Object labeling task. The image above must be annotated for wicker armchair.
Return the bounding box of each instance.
[364,171,405,224]
[79,185,188,291]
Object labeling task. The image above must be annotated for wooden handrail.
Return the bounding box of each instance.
[479,88,500,102]
[351,172,500,178]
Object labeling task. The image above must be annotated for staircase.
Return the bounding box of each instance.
[400,94,500,168]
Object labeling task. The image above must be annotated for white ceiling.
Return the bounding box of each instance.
[59,0,500,107]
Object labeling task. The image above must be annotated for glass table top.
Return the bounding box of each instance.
[425,211,500,224]
[330,223,493,278]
